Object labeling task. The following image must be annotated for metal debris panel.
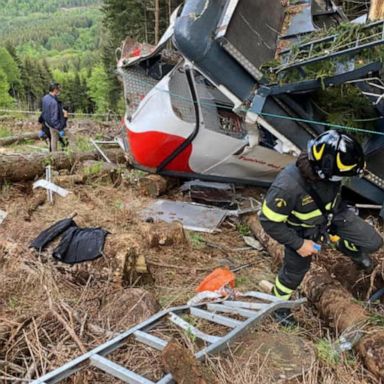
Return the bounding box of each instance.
[140,199,228,233]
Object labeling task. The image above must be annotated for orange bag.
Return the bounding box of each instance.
[196,268,235,292]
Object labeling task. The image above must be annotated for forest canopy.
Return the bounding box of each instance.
[0,0,181,114]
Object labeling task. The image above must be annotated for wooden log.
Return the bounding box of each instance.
[244,214,284,266]
[24,190,46,221]
[0,132,40,146]
[369,0,384,20]
[303,268,384,379]
[162,339,219,384]
[53,174,85,188]
[0,149,126,182]
[144,222,186,248]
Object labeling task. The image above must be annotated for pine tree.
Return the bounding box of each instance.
[0,47,21,100]
[88,64,110,113]
[0,67,14,108]
[4,44,24,102]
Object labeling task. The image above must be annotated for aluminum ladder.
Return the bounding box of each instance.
[275,20,384,73]
[31,292,306,384]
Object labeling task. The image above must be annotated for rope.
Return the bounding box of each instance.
[0,109,110,117]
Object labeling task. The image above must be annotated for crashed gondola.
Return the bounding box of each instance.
[117,0,384,206]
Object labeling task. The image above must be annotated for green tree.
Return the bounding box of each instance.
[0,47,21,98]
[87,64,110,113]
[0,67,13,107]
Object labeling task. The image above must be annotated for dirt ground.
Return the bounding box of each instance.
[0,117,383,383]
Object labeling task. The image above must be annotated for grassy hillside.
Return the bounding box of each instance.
[0,0,102,69]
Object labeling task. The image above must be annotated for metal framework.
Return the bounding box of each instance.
[276,20,384,73]
[31,292,306,384]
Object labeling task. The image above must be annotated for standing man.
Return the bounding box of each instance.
[260,130,383,325]
[41,82,66,152]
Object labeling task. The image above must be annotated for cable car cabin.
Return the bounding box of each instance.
[117,0,384,205]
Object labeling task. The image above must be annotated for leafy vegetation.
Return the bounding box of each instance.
[0,0,182,115]
[0,0,104,113]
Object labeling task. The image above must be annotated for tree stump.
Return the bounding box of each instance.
[144,222,186,248]
[162,340,219,384]
[138,174,171,197]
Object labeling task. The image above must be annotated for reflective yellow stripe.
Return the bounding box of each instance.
[273,286,291,301]
[313,143,325,160]
[337,153,357,172]
[291,209,322,221]
[275,277,293,295]
[262,201,288,223]
[291,202,332,221]
[287,220,315,228]
[344,240,358,252]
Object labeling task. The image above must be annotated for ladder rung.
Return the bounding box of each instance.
[90,354,155,384]
[168,313,221,344]
[190,307,242,328]
[134,330,168,351]
[207,303,259,318]
[242,291,282,302]
[223,301,267,310]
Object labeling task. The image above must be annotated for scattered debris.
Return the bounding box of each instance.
[33,179,70,198]
[141,199,228,233]
[30,216,109,265]
[187,291,223,306]
[0,209,7,224]
[181,180,236,207]
[90,138,112,163]
[196,268,235,293]
[242,235,263,250]
[368,287,384,303]
[52,226,109,264]
[30,217,77,252]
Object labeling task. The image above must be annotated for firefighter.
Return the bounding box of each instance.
[260,130,383,325]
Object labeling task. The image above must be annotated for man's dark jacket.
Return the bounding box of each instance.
[41,94,66,130]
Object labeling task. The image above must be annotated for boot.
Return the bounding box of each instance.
[351,253,373,271]
[273,308,297,327]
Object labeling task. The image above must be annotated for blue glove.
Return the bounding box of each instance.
[38,130,47,139]
[59,130,65,138]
